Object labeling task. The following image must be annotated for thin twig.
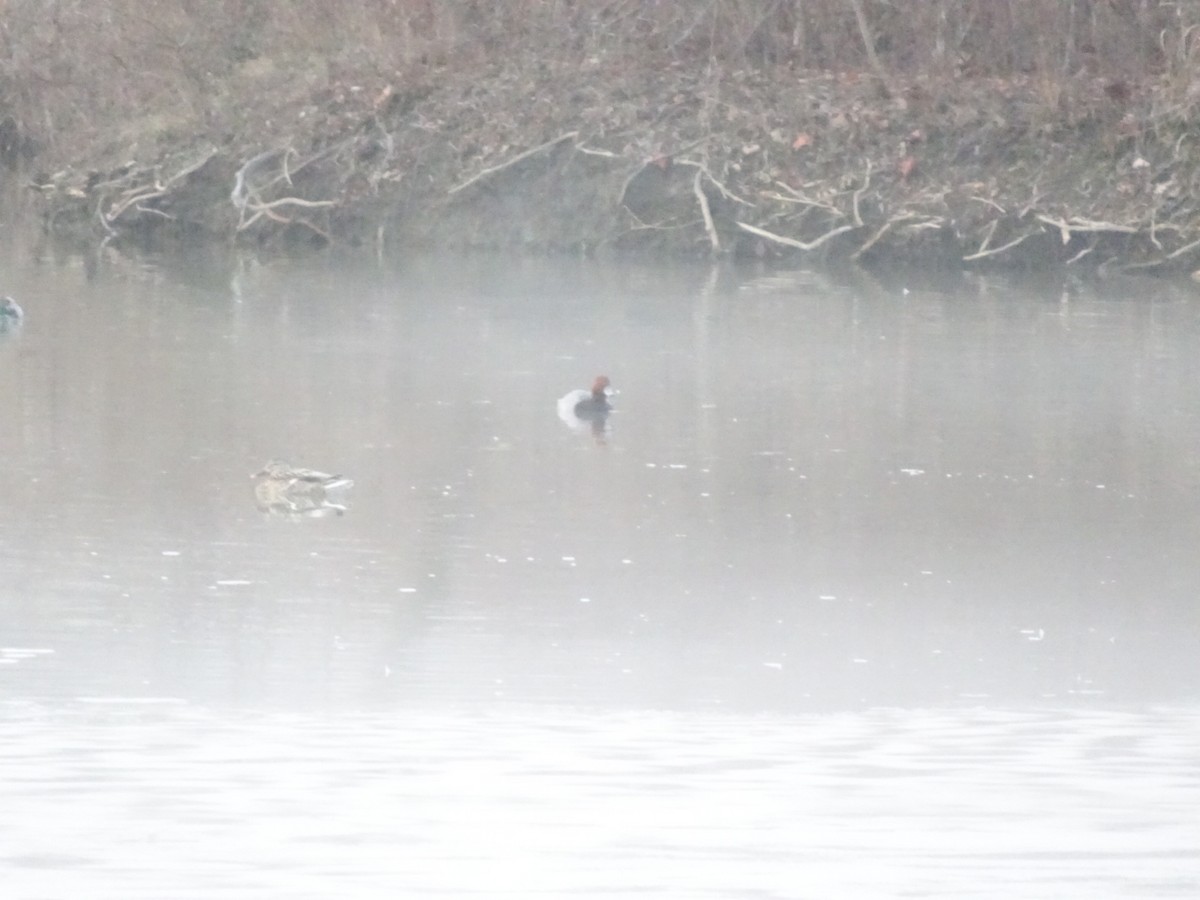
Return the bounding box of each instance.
[852,163,871,227]
[575,143,622,159]
[232,149,286,211]
[96,200,117,235]
[1036,213,1138,237]
[106,185,167,223]
[975,219,998,255]
[243,195,336,212]
[693,169,720,253]
[1066,216,1139,233]
[677,159,755,207]
[736,220,856,251]
[1036,214,1071,244]
[163,148,217,187]
[962,231,1034,261]
[970,195,1007,214]
[134,204,175,220]
[448,131,579,195]
[762,189,840,214]
[852,213,916,261]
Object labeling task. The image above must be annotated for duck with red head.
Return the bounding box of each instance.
[557,375,614,433]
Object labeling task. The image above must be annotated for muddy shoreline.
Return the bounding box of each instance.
[18,59,1200,279]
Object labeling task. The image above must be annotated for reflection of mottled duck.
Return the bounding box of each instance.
[0,296,23,335]
[252,460,354,518]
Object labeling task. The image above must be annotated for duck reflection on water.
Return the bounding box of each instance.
[252,460,354,519]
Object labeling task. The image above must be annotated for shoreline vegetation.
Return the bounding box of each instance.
[4,1,1200,277]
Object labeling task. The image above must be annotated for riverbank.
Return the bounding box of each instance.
[7,3,1200,277]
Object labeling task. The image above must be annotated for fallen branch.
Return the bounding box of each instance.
[736,220,856,251]
[96,199,117,235]
[235,195,337,232]
[975,219,999,255]
[852,213,917,261]
[677,159,755,208]
[851,163,871,227]
[134,204,176,220]
[763,187,841,214]
[693,169,720,254]
[235,196,336,231]
[448,131,578,195]
[1066,216,1139,233]
[240,195,337,212]
[904,217,945,231]
[575,143,622,159]
[1161,235,1200,260]
[616,162,650,208]
[1036,213,1138,240]
[970,195,1007,215]
[105,184,167,223]
[232,141,353,226]
[231,149,287,211]
[962,231,1034,261]
[101,152,217,226]
[163,148,217,188]
[292,218,332,242]
[230,147,337,232]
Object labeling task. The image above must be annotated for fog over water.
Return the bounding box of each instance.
[1,242,1197,897]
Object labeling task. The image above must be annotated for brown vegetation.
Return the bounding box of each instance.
[4,1,1200,272]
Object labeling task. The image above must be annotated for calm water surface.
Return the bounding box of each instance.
[1,241,1198,897]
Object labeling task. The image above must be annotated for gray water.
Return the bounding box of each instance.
[1,242,1198,897]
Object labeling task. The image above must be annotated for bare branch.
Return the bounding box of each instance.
[852,214,918,261]
[693,169,720,253]
[677,159,755,207]
[852,163,871,227]
[448,132,579,195]
[736,220,856,251]
[962,231,1035,261]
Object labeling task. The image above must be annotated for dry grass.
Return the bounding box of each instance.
[1,0,1196,166]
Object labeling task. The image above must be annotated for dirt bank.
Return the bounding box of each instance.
[8,2,1200,276]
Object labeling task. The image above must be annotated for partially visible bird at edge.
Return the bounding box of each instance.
[0,296,23,334]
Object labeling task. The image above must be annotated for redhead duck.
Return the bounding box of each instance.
[558,375,612,421]
[557,376,614,441]
[252,460,354,517]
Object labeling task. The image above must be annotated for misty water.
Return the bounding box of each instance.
[1,240,1198,898]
